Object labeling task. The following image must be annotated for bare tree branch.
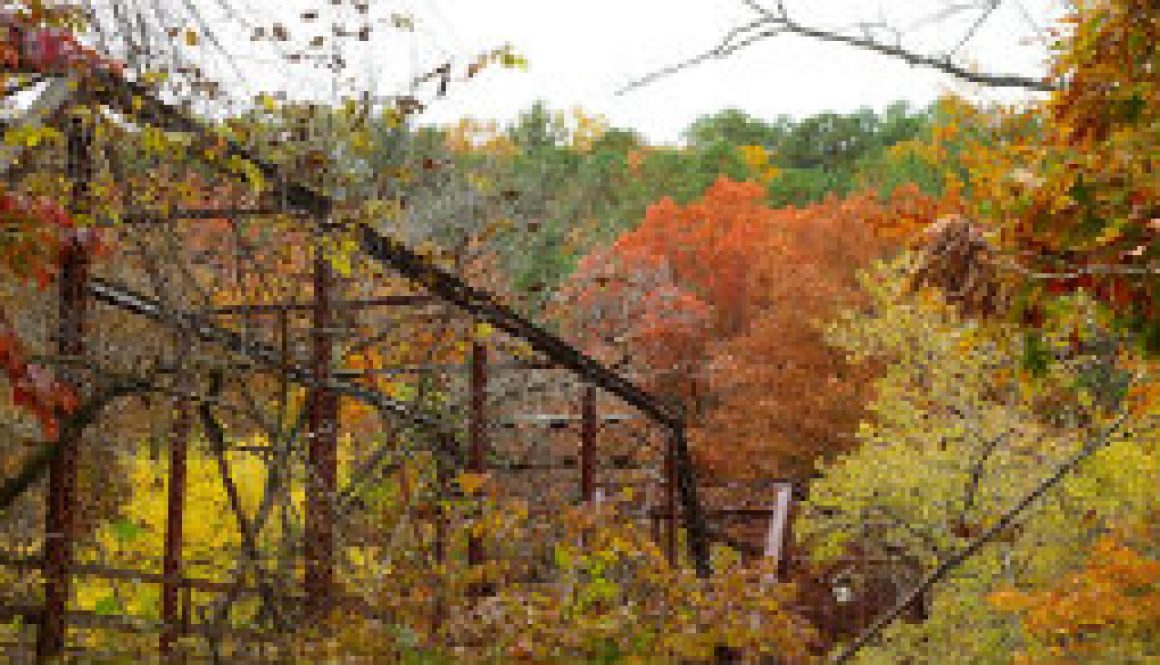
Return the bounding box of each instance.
[617,2,1055,96]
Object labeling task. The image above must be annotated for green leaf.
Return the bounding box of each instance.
[93,595,120,616]
[1120,93,1145,123]
[111,518,143,543]
[1069,175,1091,206]
[1144,319,1160,357]
[1021,331,1050,377]
[552,543,572,570]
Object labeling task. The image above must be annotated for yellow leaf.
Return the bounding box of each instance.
[350,131,371,153]
[256,93,277,114]
[141,71,168,86]
[1094,218,1128,246]
[331,251,352,278]
[184,29,199,46]
[987,589,1031,612]
[4,124,62,148]
[473,322,495,341]
[456,472,489,495]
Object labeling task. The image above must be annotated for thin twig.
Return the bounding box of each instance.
[948,0,1003,59]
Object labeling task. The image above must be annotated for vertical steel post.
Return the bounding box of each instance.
[432,449,450,636]
[278,309,289,413]
[304,236,338,617]
[160,400,192,657]
[580,385,596,504]
[36,113,91,664]
[467,340,487,595]
[181,584,191,638]
[664,434,677,565]
[671,425,712,578]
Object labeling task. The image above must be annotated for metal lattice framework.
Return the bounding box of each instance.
[0,33,744,665]
[0,22,961,664]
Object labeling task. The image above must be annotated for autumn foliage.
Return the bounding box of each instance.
[557,177,950,480]
[694,191,908,479]
[991,533,1160,664]
[924,0,1160,346]
[0,188,105,437]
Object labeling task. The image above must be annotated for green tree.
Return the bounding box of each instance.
[799,256,1159,663]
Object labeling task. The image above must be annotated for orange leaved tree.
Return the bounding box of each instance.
[560,177,939,481]
[693,192,919,480]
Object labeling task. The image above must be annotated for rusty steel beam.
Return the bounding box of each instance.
[650,508,777,518]
[160,399,192,657]
[580,386,596,504]
[432,455,451,636]
[304,242,339,618]
[114,207,305,225]
[671,426,711,578]
[85,278,454,439]
[432,510,447,634]
[467,340,487,590]
[205,294,436,316]
[36,113,91,664]
[358,226,682,430]
[331,360,559,379]
[279,309,289,423]
[664,436,677,566]
[36,238,86,662]
[1,549,379,599]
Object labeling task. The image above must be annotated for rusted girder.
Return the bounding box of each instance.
[580,385,597,504]
[467,340,487,595]
[160,399,192,657]
[36,113,91,665]
[304,240,339,618]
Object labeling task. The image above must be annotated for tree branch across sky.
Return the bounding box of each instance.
[618,0,1056,95]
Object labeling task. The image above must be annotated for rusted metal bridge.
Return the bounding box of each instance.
[0,24,928,665]
[0,26,731,664]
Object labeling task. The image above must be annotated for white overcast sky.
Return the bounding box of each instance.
[411,0,1064,143]
[113,0,1066,145]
